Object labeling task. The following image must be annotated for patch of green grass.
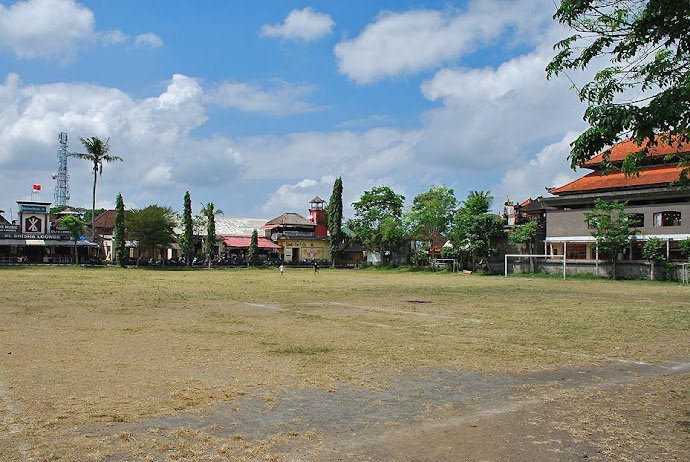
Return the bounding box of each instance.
[268,345,332,356]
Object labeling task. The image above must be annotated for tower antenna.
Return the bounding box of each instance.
[53,132,70,207]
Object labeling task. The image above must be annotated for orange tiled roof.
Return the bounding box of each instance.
[583,136,690,167]
[549,165,684,194]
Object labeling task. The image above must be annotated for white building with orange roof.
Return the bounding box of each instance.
[543,137,690,267]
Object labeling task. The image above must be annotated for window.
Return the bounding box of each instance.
[653,211,681,227]
[629,213,644,228]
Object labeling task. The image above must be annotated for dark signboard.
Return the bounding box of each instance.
[0,233,69,240]
[20,205,48,213]
[0,224,19,232]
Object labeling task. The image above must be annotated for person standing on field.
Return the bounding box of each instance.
[313,261,319,275]
[279,264,284,276]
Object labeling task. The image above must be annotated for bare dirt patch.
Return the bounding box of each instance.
[0,267,688,460]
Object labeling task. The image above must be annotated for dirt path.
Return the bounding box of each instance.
[91,360,689,461]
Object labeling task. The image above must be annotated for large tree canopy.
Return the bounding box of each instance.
[407,185,456,248]
[449,191,505,272]
[125,205,176,262]
[351,186,405,264]
[547,0,690,183]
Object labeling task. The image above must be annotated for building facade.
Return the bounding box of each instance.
[543,138,690,264]
[0,201,96,263]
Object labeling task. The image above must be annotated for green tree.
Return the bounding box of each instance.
[407,185,456,261]
[642,237,666,280]
[547,0,690,183]
[248,229,260,266]
[125,205,176,266]
[179,191,194,266]
[508,221,539,272]
[82,208,106,225]
[679,238,690,260]
[70,137,123,248]
[59,214,86,265]
[449,191,505,272]
[327,177,344,268]
[351,186,405,265]
[584,199,638,280]
[50,205,68,215]
[114,193,127,267]
[200,202,223,268]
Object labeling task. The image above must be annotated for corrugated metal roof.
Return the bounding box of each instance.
[212,217,268,235]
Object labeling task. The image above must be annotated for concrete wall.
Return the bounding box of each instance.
[547,203,690,238]
[508,259,688,281]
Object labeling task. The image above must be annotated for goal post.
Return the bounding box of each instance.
[504,254,566,279]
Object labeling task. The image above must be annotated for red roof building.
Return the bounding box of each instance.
[542,137,690,264]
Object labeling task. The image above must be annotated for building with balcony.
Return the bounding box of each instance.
[543,137,690,268]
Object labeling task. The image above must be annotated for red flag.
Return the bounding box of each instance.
[33,184,41,191]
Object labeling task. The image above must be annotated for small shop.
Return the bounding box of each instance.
[0,201,98,264]
[276,237,330,263]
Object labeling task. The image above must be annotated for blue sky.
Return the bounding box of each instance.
[0,0,589,220]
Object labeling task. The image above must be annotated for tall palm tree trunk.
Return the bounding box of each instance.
[92,166,98,254]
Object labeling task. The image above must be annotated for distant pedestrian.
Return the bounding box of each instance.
[313,261,319,275]
[279,264,284,276]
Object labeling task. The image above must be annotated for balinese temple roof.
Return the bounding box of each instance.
[548,165,684,195]
[518,197,556,212]
[582,135,690,168]
[263,212,315,227]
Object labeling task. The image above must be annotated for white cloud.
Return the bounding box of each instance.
[0,73,244,212]
[493,132,581,203]
[102,29,128,45]
[261,177,332,216]
[0,0,95,60]
[134,32,163,49]
[261,7,334,42]
[413,25,588,173]
[336,114,393,129]
[334,0,550,84]
[235,127,421,183]
[205,80,322,115]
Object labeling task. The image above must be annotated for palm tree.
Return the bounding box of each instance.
[71,137,123,251]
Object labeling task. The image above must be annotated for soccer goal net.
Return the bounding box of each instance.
[504,254,566,279]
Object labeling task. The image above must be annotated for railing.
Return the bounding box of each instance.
[272,231,316,239]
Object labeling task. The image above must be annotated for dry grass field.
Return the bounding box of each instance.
[1,266,688,461]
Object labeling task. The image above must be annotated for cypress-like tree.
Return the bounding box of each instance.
[204,202,216,268]
[180,191,194,266]
[114,193,127,267]
[327,177,344,267]
[248,229,260,266]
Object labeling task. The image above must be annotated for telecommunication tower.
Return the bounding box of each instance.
[53,132,70,206]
